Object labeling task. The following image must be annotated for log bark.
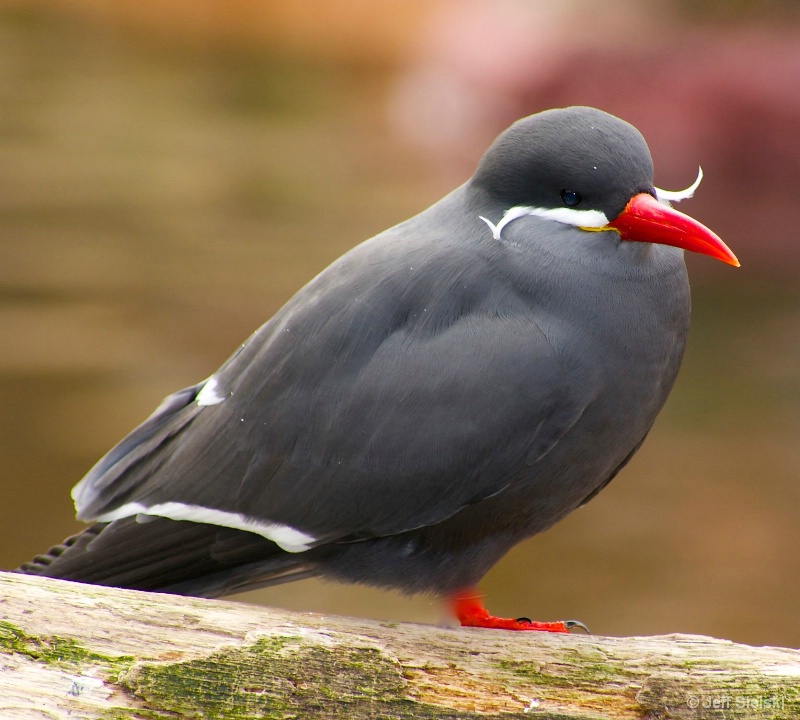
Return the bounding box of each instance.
[0,571,798,719]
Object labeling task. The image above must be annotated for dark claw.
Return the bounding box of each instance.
[515,616,532,625]
[565,620,590,634]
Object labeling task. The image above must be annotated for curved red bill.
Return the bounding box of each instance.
[608,193,739,267]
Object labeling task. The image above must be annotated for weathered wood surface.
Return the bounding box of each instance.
[0,571,798,719]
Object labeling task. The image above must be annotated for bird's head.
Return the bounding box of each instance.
[471,106,739,267]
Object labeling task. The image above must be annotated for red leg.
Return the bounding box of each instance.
[450,589,588,633]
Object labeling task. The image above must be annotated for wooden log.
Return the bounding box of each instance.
[0,571,798,719]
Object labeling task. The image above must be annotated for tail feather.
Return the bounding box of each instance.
[16,516,319,598]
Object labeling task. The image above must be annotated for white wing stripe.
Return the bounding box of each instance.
[94,501,317,553]
[196,377,226,406]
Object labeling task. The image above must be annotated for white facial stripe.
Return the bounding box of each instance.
[94,501,317,552]
[655,166,703,203]
[196,377,225,406]
[480,205,609,240]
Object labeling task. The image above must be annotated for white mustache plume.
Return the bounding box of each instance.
[655,167,703,203]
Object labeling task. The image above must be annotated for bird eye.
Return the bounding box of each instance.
[560,189,582,207]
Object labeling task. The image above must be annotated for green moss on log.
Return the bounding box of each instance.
[0,619,134,678]
[122,634,502,719]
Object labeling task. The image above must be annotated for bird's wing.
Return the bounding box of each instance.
[71,227,592,548]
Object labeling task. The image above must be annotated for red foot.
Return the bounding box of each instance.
[450,590,588,633]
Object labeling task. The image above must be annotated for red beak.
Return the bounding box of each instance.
[608,193,739,267]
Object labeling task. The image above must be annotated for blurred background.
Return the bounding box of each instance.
[1,0,798,648]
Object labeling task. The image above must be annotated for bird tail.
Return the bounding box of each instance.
[16,516,319,598]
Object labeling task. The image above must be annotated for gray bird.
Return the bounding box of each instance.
[18,106,738,632]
